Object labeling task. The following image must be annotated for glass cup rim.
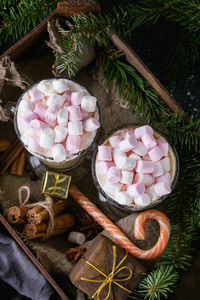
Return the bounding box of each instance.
[91,123,180,212]
[14,77,101,163]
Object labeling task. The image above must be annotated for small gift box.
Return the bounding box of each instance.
[70,235,146,300]
[41,171,71,200]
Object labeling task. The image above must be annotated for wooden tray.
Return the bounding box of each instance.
[0,9,184,300]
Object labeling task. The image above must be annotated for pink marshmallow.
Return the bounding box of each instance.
[66,135,81,154]
[29,89,44,102]
[107,167,121,183]
[154,181,171,196]
[28,136,40,153]
[134,125,154,139]
[136,160,155,173]
[157,139,169,157]
[142,154,151,161]
[125,130,135,138]
[134,173,154,186]
[63,101,71,108]
[81,111,90,120]
[96,161,114,175]
[109,135,122,148]
[45,104,59,127]
[83,118,100,132]
[148,146,163,162]
[19,112,38,128]
[63,91,71,102]
[141,134,156,150]
[71,91,84,106]
[33,103,47,121]
[119,136,137,152]
[127,183,145,198]
[155,172,171,185]
[67,106,82,121]
[29,119,47,130]
[98,146,112,161]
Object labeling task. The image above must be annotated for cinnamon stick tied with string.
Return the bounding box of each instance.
[23,213,75,239]
[6,185,31,225]
[27,199,68,225]
[6,206,28,225]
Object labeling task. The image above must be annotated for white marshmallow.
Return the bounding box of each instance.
[160,157,170,172]
[134,173,154,187]
[53,79,69,93]
[81,95,97,112]
[115,192,133,205]
[40,128,54,148]
[19,99,33,113]
[68,231,86,245]
[57,108,68,126]
[47,94,65,107]
[129,153,141,160]
[103,182,122,194]
[133,141,147,156]
[52,144,66,162]
[37,80,54,95]
[120,171,134,185]
[116,156,136,170]
[152,161,164,177]
[146,185,158,201]
[134,193,151,206]
[54,126,68,143]
[68,121,83,135]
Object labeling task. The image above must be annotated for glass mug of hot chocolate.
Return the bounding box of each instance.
[14,78,100,170]
[92,124,179,219]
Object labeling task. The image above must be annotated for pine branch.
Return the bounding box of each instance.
[161,113,200,153]
[155,224,197,270]
[95,47,171,123]
[0,0,58,44]
[129,265,179,300]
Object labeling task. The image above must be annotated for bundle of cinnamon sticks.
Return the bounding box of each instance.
[6,198,75,239]
[0,138,27,176]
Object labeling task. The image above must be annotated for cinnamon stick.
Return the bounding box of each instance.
[16,149,27,176]
[6,206,28,225]
[0,138,11,152]
[27,200,68,225]
[10,157,18,175]
[23,213,75,239]
[0,139,24,175]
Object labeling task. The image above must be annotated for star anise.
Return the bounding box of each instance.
[66,247,86,262]
[78,212,102,239]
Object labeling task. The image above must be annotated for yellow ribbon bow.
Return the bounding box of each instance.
[81,245,133,300]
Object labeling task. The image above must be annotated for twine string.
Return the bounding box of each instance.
[81,245,133,300]
[18,185,55,239]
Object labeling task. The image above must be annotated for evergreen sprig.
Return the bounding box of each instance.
[95,47,171,123]
[129,266,179,300]
[0,0,58,44]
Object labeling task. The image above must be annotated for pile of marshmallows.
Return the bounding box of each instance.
[18,79,100,162]
[96,125,172,206]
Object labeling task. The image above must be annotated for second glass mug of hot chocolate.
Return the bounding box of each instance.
[92,124,179,220]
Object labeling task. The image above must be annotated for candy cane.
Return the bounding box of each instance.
[69,185,170,260]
